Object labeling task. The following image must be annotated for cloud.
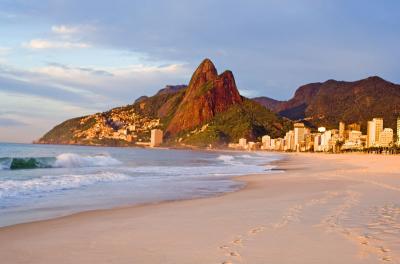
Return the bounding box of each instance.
[23,39,91,49]
[0,91,98,143]
[0,61,191,142]
[51,25,79,34]
[51,24,96,35]
[0,117,27,127]
[45,62,114,77]
[0,60,191,112]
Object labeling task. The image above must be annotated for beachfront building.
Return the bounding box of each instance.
[367,118,387,147]
[274,138,283,151]
[379,128,394,147]
[270,139,275,150]
[150,129,163,147]
[348,130,362,143]
[313,133,322,152]
[261,135,271,150]
[239,138,247,149]
[284,130,295,151]
[294,123,305,151]
[343,130,363,150]
[229,117,397,152]
[248,141,256,150]
[339,122,345,139]
[397,117,400,145]
[347,123,361,132]
[367,120,376,147]
[374,118,384,144]
[321,130,332,152]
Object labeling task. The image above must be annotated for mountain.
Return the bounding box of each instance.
[166,59,242,135]
[254,76,400,131]
[39,59,290,147]
[252,96,282,112]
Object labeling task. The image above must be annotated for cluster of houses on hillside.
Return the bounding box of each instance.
[229,117,400,152]
[75,108,161,143]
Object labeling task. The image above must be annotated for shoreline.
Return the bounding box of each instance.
[1,153,400,263]
[0,152,282,229]
[19,141,400,156]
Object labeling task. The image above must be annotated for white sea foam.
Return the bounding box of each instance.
[54,153,121,168]
[217,155,235,163]
[0,158,12,170]
[0,172,130,199]
[0,153,121,170]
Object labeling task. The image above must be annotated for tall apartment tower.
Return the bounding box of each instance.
[373,118,384,145]
[294,123,305,151]
[367,121,375,147]
[284,130,295,151]
[397,117,400,145]
[150,129,163,147]
[339,122,345,139]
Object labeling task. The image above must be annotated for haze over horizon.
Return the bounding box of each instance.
[1,0,400,143]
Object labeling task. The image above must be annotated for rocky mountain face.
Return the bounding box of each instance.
[39,59,290,147]
[166,59,242,135]
[253,76,400,131]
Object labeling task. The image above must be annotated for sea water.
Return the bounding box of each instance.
[0,143,281,227]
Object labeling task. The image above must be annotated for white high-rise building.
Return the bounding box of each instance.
[313,133,322,152]
[261,135,271,150]
[367,120,376,147]
[379,128,394,147]
[150,129,163,147]
[294,123,305,151]
[367,118,384,147]
[270,139,275,150]
[321,130,332,151]
[284,130,295,151]
[397,117,400,145]
[373,118,384,144]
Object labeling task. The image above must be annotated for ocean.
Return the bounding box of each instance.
[0,143,281,227]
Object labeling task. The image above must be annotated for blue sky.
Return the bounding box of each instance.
[0,0,399,142]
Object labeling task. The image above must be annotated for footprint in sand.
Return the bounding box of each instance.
[232,238,242,246]
[229,251,240,257]
[249,226,265,235]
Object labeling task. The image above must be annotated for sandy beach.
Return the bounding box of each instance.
[0,153,399,264]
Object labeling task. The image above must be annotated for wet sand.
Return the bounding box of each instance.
[0,153,399,264]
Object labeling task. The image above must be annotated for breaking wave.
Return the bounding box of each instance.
[217,155,235,163]
[0,153,121,170]
[0,172,130,199]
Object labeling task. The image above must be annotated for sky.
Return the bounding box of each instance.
[0,0,399,143]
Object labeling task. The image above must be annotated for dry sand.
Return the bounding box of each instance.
[0,153,399,264]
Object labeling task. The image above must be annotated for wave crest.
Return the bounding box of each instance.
[54,153,121,168]
[0,172,130,199]
[0,153,121,170]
